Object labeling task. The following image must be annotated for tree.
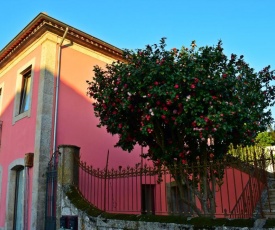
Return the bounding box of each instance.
[87,38,275,216]
[255,131,275,147]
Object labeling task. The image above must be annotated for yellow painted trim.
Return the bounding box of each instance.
[62,39,116,64]
[0,32,58,77]
[0,31,117,79]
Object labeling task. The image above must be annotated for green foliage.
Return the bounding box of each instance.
[87,38,275,166]
[255,131,275,147]
[228,143,267,161]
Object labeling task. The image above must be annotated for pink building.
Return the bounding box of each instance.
[0,13,142,230]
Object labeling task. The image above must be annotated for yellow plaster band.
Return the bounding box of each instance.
[63,39,115,64]
[0,32,57,77]
[0,32,116,78]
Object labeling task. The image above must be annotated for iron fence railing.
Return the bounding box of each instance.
[72,150,274,218]
[45,152,59,230]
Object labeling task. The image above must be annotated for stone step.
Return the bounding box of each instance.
[267,191,275,197]
[263,212,275,218]
[263,205,275,211]
[267,194,275,199]
[265,200,275,204]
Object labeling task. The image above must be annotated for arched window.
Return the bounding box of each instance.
[6,159,25,230]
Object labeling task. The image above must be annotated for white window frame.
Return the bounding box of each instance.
[5,158,25,230]
[13,58,35,124]
[0,82,4,117]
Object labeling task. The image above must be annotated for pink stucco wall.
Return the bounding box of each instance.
[57,46,142,169]
[0,46,42,227]
[0,36,264,229]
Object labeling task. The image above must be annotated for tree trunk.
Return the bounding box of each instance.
[168,159,216,217]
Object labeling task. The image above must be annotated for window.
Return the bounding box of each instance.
[141,184,155,215]
[13,166,24,230]
[6,159,25,229]
[0,85,3,147]
[19,69,31,114]
[0,88,2,110]
[0,82,4,117]
[13,58,35,124]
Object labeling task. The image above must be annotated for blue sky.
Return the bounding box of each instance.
[1,0,275,119]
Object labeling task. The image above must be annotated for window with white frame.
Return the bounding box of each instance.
[19,69,31,114]
[6,159,25,229]
[13,166,24,230]
[0,82,4,117]
[13,58,35,124]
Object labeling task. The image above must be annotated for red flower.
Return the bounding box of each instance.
[147,128,153,133]
[204,117,210,123]
[199,132,203,138]
[190,84,196,89]
[194,78,199,83]
[192,121,197,127]
[174,84,179,89]
[166,100,172,106]
[161,115,166,120]
[155,159,161,166]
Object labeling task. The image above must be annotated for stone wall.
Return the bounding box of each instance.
[59,194,271,230]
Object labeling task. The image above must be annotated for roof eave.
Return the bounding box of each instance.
[0,13,124,68]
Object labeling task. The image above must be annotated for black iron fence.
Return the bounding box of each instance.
[73,150,275,218]
[45,152,59,230]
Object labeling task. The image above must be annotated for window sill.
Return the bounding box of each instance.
[13,110,30,124]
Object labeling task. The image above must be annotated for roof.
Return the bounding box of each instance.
[0,13,124,68]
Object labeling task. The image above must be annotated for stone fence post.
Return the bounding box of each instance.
[56,145,80,229]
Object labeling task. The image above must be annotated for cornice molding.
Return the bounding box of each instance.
[0,13,124,69]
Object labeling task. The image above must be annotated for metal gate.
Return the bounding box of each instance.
[45,152,59,230]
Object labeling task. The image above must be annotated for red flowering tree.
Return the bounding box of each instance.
[87,38,275,216]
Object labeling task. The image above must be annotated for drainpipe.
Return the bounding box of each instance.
[53,27,68,154]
